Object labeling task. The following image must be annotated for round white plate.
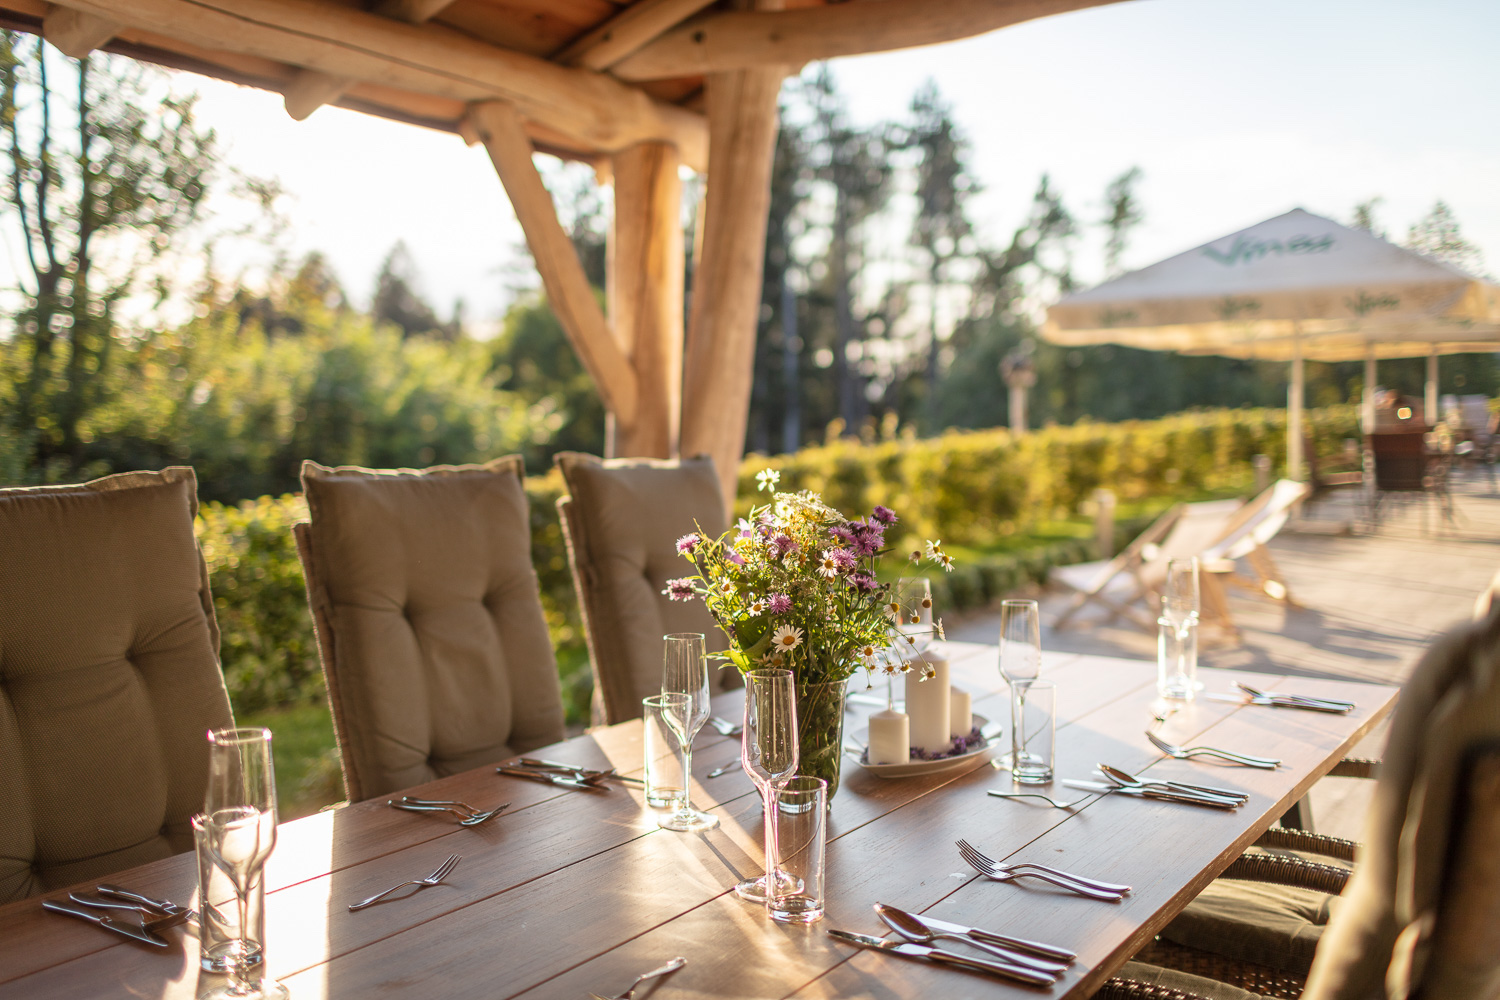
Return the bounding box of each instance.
[847,714,1001,778]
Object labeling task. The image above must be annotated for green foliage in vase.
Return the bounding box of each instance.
[666,471,949,687]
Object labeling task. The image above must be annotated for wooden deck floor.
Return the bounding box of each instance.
[947,467,1500,840]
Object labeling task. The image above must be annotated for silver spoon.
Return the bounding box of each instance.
[875,904,1068,975]
[1097,763,1246,803]
[587,956,687,1000]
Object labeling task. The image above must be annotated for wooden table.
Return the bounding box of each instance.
[0,644,1397,999]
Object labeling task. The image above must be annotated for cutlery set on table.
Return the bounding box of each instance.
[41,884,197,947]
[495,757,645,791]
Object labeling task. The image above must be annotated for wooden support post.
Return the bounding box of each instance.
[608,141,683,459]
[470,101,638,427]
[680,61,785,511]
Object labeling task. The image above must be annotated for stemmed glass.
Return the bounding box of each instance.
[202,727,287,1000]
[733,668,799,903]
[999,599,1046,783]
[658,633,719,833]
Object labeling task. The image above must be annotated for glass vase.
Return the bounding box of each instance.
[794,678,846,800]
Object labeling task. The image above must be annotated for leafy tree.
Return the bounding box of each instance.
[371,240,455,340]
[904,80,978,428]
[1405,200,1486,276]
[1101,167,1143,278]
[0,33,216,480]
[1350,196,1385,238]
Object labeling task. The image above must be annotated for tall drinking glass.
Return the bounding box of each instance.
[201,727,286,1000]
[658,633,718,832]
[1163,558,1201,689]
[999,599,1047,783]
[733,668,799,903]
[1163,558,1200,628]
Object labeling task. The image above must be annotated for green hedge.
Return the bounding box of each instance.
[197,406,1358,723]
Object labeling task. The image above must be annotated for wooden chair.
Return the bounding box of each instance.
[1102,586,1500,999]
[0,468,235,903]
[295,458,565,802]
[554,452,740,727]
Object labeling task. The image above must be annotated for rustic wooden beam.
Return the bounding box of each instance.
[680,63,785,509]
[282,0,454,122]
[608,140,683,459]
[470,100,638,427]
[612,0,1130,80]
[41,4,121,57]
[554,0,718,72]
[47,0,708,168]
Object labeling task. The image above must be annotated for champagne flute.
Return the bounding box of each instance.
[658,633,719,832]
[733,668,799,902]
[1163,558,1200,629]
[999,599,1047,784]
[202,727,287,1000]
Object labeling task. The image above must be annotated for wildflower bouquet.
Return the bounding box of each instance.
[665,469,951,686]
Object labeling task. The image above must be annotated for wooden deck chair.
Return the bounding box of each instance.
[1199,478,1312,610]
[1050,503,1187,630]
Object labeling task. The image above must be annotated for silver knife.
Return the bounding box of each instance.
[43,899,170,947]
[896,910,1077,962]
[1090,770,1248,801]
[1235,684,1355,710]
[1062,779,1240,809]
[69,894,191,930]
[496,765,608,791]
[873,905,1070,972]
[827,930,1057,986]
[1207,693,1353,713]
[515,758,646,786]
[96,884,197,922]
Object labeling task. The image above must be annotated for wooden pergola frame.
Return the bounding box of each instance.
[2,0,1126,508]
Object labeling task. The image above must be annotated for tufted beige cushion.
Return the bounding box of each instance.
[297,458,565,802]
[0,468,234,904]
[555,453,740,727]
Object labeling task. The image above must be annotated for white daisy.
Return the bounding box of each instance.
[756,468,781,492]
[816,549,840,579]
[771,624,803,652]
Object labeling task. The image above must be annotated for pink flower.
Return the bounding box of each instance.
[663,578,696,602]
[675,533,701,555]
[872,505,898,525]
[767,593,792,614]
[831,548,858,571]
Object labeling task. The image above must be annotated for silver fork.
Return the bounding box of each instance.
[348,854,461,911]
[587,956,686,1000]
[987,790,1091,809]
[707,716,742,737]
[956,839,1130,899]
[390,797,511,825]
[1145,730,1281,768]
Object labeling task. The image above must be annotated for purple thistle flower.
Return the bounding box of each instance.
[828,525,855,545]
[664,578,696,602]
[851,525,884,557]
[872,505,898,525]
[772,533,798,557]
[849,571,879,593]
[767,593,792,614]
[831,548,858,571]
[675,532,702,555]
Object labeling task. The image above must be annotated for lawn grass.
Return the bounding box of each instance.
[239,701,343,820]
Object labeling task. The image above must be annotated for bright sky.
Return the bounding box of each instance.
[135,0,1500,329]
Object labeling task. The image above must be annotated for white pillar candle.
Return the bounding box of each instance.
[949,688,972,740]
[867,710,910,765]
[904,656,950,752]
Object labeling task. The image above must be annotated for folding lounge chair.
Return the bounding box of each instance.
[1199,478,1312,608]
[1050,502,1196,631]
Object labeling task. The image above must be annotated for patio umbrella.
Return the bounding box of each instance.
[1043,208,1500,477]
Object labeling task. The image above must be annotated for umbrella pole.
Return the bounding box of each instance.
[1363,346,1378,435]
[1288,332,1304,481]
[1426,348,1439,426]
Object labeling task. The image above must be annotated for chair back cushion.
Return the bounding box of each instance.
[0,468,233,903]
[1303,606,1500,999]
[554,453,738,726]
[298,458,564,802]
